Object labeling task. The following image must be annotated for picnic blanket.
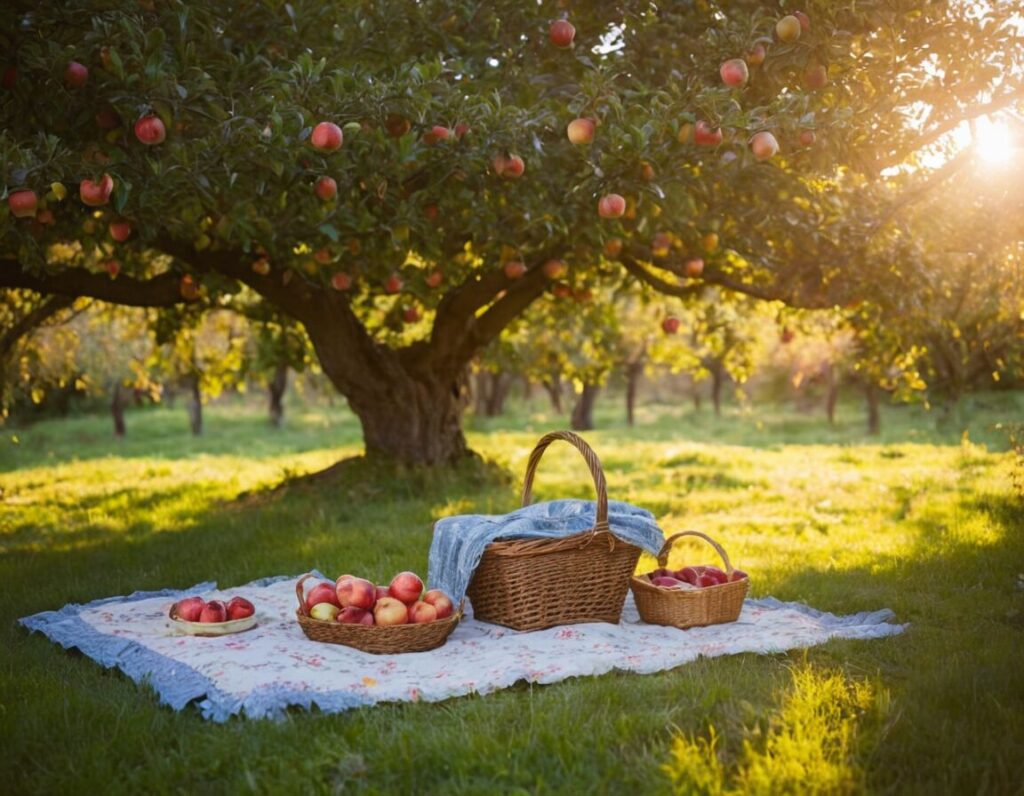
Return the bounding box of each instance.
[428,498,665,601]
[19,573,906,722]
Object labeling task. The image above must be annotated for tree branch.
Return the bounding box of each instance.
[0,294,76,357]
[0,258,185,307]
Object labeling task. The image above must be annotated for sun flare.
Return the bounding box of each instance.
[974,117,1016,165]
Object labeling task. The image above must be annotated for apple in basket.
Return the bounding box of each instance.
[306,582,340,611]
[310,603,340,622]
[730,570,748,582]
[338,606,374,625]
[338,577,376,610]
[389,571,424,604]
[374,596,409,626]
[199,600,228,623]
[174,596,205,622]
[422,589,454,619]
[375,585,391,602]
[409,602,438,624]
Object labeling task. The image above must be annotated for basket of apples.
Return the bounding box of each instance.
[295,571,462,654]
[169,595,257,636]
[630,531,749,629]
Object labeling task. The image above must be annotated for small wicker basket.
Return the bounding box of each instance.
[294,574,462,654]
[630,531,748,629]
[465,431,642,631]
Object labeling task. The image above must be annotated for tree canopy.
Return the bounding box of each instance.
[2,0,1022,465]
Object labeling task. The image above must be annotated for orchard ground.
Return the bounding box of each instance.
[1,393,1022,793]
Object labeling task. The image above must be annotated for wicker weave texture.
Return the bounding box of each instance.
[294,574,462,654]
[466,431,642,631]
[630,530,748,629]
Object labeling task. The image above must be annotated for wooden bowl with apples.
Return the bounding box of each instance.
[630,530,749,629]
[168,595,258,636]
[295,571,462,654]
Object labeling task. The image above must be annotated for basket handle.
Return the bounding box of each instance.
[295,573,317,615]
[656,530,734,575]
[521,431,609,532]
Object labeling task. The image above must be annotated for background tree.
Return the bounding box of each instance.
[3,0,1022,469]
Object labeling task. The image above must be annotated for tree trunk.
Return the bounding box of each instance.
[111,382,127,437]
[825,365,839,425]
[625,361,642,427]
[692,385,702,412]
[268,362,288,428]
[521,377,533,401]
[187,376,203,436]
[571,383,600,431]
[473,370,489,416]
[865,383,880,435]
[542,378,563,414]
[485,371,511,416]
[710,362,724,417]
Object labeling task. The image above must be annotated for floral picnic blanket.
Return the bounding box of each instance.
[19,573,906,722]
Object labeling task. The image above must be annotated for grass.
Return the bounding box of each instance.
[1,391,1022,794]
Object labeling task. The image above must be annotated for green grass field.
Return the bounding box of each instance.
[2,393,1022,794]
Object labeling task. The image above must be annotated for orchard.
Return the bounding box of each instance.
[2,0,1023,470]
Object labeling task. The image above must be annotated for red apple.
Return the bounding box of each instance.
[36,208,55,225]
[425,269,443,288]
[552,282,572,299]
[794,11,811,31]
[702,232,719,252]
[96,108,120,130]
[694,121,723,146]
[720,58,749,88]
[315,176,337,200]
[567,118,595,144]
[729,569,749,582]
[8,190,37,218]
[696,573,720,588]
[799,129,816,146]
[549,19,576,48]
[389,571,424,604]
[250,258,271,275]
[402,306,421,323]
[384,273,403,294]
[652,576,685,589]
[337,577,376,610]
[180,275,200,300]
[409,601,438,624]
[604,238,623,258]
[312,248,331,264]
[103,259,120,278]
[109,219,132,242]
[542,259,567,279]
[493,153,524,179]
[134,115,166,145]
[702,566,729,584]
[174,596,205,622]
[746,43,767,68]
[805,63,828,90]
[305,582,341,611]
[422,125,450,145]
[375,585,391,602]
[640,162,655,182]
[337,606,372,624]
[776,15,802,42]
[423,203,439,221]
[454,122,470,139]
[199,600,228,623]
[781,327,796,344]
[64,60,88,88]
[598,193,626,219]
[649,568,673,580]
[311,121,343,151]
[684,257,704,278]
[503,260,526,279]
[422,589,454,619]
[750,131,779,161]
[676,566,703,585]
[662,316,680,335]
[385,114,410,138]
[373,596,409,626]
[330,272,353,291]
[79,174,114,206]
[227,596,255,620]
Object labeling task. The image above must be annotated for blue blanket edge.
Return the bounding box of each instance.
[18,578,907,722]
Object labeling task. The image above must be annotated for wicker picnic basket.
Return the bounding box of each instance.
[465,430,642,631]
[630,531,748,629]
[294,574,463,654]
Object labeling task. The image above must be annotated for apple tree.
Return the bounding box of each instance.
[3,1,1022,468]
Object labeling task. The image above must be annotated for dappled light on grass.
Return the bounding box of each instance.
[663,665,884,795]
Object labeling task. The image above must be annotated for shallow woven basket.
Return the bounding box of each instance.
[630,531,749,629]
[294,574,463,654]
[465,430,642,631]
